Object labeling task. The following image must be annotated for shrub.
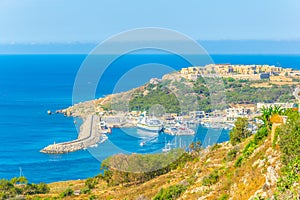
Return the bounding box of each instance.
[242,140,257,158]
[202,170,219,186]
[234,156,243,167]
[60,188,73,198]
[85,177,98,189]
[226,146,239,161]
[80,186,91,194]
[101,149,193,186]
[253,126,268,145]
[210,143,221,151]
[153,184,187,200]
[219,193,229,200]
[89,195,97,200]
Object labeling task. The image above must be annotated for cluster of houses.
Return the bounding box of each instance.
[179,64,299,82]
[127,102,296,124]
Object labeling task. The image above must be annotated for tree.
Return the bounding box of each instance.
[85,178,98,189]
[230,117,251,145]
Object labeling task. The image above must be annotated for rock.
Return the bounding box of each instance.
[267,155,277,165]
[179,179,189,187]
[149,78,161,84]
[262,182,270,191]
[266,166,278,186]
[252,159,260,168]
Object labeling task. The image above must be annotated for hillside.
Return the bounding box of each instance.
[22,108,300,200]
[61,70,296,119]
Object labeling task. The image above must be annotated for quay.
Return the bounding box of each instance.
[40,115,106,154]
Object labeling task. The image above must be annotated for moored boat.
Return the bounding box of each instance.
[137,117,163,132]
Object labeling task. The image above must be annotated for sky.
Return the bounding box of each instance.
[0,0,299,43]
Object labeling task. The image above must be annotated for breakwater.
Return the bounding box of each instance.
[40,115,105,154]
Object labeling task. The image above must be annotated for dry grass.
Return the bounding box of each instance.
[31,135,281,200]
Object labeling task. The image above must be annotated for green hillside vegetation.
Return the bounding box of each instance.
[276,110,300,198]
[128,76,295,113]
[0,177,49,199]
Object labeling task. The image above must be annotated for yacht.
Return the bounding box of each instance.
[137,117,163,132]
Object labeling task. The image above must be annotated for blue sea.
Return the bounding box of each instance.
[0,54,300,183]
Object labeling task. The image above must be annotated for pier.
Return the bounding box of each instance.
[40,115,106,154]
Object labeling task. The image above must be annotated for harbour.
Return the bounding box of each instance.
[40,115,108,154]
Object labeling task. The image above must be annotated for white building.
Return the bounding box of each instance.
[256,103,294,111]
[226,107,251,121]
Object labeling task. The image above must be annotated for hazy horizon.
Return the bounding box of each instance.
[2,40,300,55]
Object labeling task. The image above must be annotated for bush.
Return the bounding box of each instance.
[101,149,193,186]
[226,146,239,161]
[23,183,50,195]
[253,126,268,145]
[242,140,257,158]
[234,156,243,167]
[202,170,219,186]
[80,186,91,194]
[210,143,221,151]
[60,188,73,198]
[153,184,187,200]
[89,195,97,200]
[219,193,229,200]
[85,178,98,189]
[277,158,300,192]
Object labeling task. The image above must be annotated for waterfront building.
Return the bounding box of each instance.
[226,107,252,121]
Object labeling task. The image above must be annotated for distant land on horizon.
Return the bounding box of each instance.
[1,40,300,55]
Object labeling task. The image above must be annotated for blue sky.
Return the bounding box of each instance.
[0,0,299,43]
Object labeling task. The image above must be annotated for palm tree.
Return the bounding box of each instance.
[259,105,283,130]
[260,106,272,124]
[272,105,283,115]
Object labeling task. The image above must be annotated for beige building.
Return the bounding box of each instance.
[270,76,293,82]
[179,64,293,81]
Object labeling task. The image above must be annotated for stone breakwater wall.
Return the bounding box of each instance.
[40,115,103,154]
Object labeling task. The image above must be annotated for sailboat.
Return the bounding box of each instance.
[19,167,24,177]
[162,138,173,152]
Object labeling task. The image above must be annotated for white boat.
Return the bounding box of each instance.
[137,117,163,132]
[164,127,178,135]
[99,121,111,134]
[176,126,195,135]
[99,134,108,143]
[139,141,145,147]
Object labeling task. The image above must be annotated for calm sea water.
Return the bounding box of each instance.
[0,54,299,183]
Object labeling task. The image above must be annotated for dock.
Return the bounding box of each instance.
[40,115,106,154]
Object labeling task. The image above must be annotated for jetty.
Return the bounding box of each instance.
[40,115,106,154]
